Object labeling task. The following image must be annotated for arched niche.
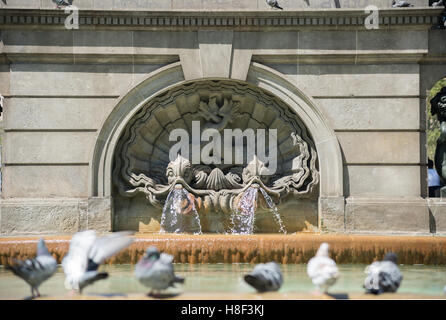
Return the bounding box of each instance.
[91,61,343,232]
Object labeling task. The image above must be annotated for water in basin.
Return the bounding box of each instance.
[0,264,445,299]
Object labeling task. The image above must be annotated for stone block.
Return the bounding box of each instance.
[345,197,430,234]
[86,197,112,232]
[269,63,420,97]
[316,98,420,130]
[319,196,345,232]
[0,0,39,8]
[73,31,134,55]
[298,31,356,54]
[9,63,163,96]
[357,30,428,53]
[344,165,421,197]
[0,199,83,235]
[3,132,96,164]
[2,165,89,198]
[198,30,233,78]
[0,64,10,96]
[420,64,446,98]
[337,131,421,164]
[428,198,446,235]
[2,30,74,55]
[5,97,116,130]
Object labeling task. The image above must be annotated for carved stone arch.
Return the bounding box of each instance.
[91,61,344,232]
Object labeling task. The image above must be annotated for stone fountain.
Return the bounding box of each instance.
[112,80,319,233]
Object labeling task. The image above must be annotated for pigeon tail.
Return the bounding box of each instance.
[274,3,283,9]
[173,275,185,284]
[244,275,269,293]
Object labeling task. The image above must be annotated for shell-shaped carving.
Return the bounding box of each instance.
[113,80,319,204]
[206,168,230,191]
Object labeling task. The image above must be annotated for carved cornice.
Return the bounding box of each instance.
[0,8,443,30]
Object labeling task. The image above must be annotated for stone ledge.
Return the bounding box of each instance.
[0,8,442,29]
[0,197,112,235]
[345,197,431,234]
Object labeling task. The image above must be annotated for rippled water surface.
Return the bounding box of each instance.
[0,264,445,299]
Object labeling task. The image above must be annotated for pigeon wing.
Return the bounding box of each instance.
[88,231,134,265]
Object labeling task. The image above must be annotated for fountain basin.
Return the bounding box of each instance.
[0,264,445,300]
[2,234,446,265]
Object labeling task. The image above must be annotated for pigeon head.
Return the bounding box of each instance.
[383,252,398,264]
[315,242,330,258]
[37,238,51,256]
[144,246,160,260]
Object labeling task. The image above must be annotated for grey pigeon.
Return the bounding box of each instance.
[135,246,184,296]
[62,230,134,294]
[392,0,413,7]
[432,0,444,6]
[52,0,73,8]
[7,239,57,298]
[266,0,283,10]
[364,252,403,294]
[244,262,283,292]
[307,242,339,293]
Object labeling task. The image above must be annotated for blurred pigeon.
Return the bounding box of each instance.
[392,0,413,7]
[62,230,134,294]
[244,262,283,293]
[432,0,444,6]
[135,246,184,296]
[0,94,4,114]
[52,0,73,8]
[307,242,339,293]
[363,252,403,294]
[7,239,57,298]
[266,0,283,10]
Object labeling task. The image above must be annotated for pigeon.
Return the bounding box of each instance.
[0,94,4,114]
[432,0,444,6]
[62,230,134,294]
[392,0,413,7]
[135,246,184,296]
[307,242,339,293]
[244,262,283,293]
[52,0,73,8]
[266,0,283,10]
[6,239,57,298]
[363,252,403,295]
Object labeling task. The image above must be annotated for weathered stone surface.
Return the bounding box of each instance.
[298,31,356,54]
[428,198,446,235]
[319,196,345,232]
[337,131,421,164]
[198,30,233,78]
[73,30,134,55]
[3,132,96,164]
[0,199,84,235]
[344,165,421,197]
[0,64,9,96]
[86,197,112,232]
[420,64,446,98]
[345,197,430,234]
[5,97,116,130]
[9,63,164,96]
[316,98,421,130]
[268,63,420,97]
[356,30,428,53]
[2,30,74,54]
[2,166,89,198]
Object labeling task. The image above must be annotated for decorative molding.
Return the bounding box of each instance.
[0,8,443,29]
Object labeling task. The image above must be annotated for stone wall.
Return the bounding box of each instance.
[0,6,445,235]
